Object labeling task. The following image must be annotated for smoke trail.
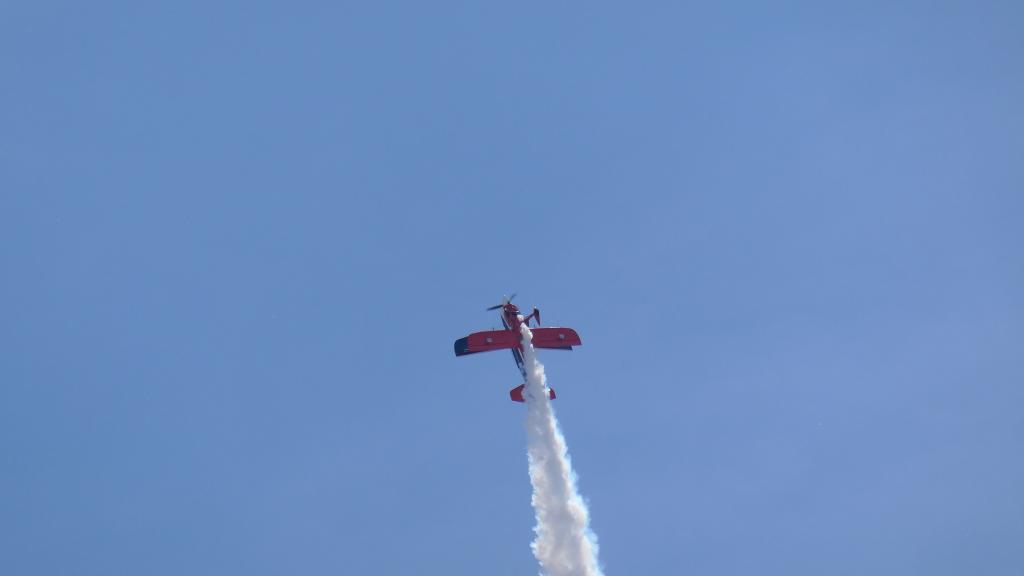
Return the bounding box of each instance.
[520,323,604,576]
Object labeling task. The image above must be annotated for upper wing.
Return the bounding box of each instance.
[454,329,520,356]
[528,327,582,350]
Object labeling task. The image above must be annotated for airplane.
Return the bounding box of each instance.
[454,295,583,402]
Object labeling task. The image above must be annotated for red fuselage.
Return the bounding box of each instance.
[500,303,524,334]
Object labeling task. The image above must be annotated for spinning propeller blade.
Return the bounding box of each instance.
[485,293,517,311]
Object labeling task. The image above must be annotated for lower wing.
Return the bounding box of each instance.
[454,329,520,356]
[528,327,582,350]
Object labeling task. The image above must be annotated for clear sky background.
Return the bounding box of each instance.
[2,2,1022,574]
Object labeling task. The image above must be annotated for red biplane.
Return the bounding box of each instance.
[454,295,583,402]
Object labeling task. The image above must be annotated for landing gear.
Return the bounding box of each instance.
[523,307,541,327]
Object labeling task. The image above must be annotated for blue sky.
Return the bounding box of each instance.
[2,1,1022,574]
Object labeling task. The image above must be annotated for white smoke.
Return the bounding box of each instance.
[520,322,604,576]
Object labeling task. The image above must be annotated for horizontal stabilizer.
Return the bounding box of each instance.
[510,383,556,402]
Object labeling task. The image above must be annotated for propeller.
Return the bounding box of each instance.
[485,293,516,311]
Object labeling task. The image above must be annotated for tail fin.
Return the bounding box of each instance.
[510,383,556,402]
